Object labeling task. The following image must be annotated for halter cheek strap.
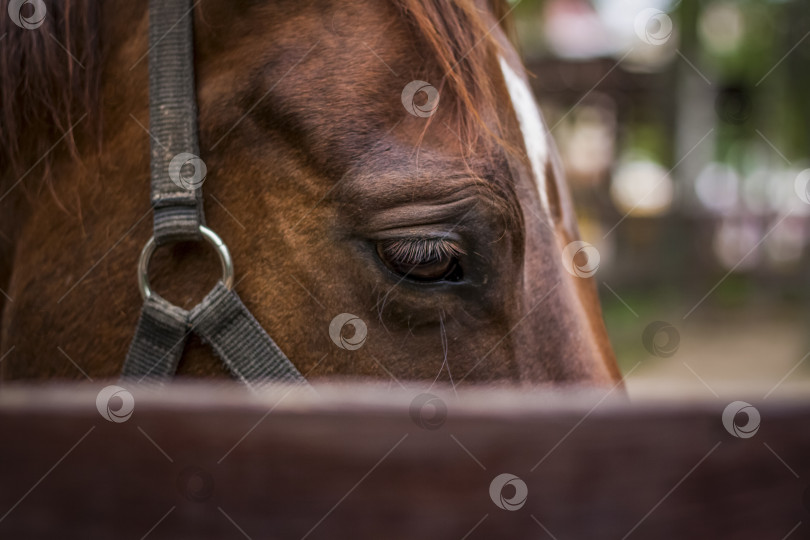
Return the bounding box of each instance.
[121,0,307,389]
[147,0,204,245]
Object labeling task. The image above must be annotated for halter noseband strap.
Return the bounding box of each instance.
[121,0,307,389]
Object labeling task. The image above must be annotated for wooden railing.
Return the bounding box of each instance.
[0,383,807,539]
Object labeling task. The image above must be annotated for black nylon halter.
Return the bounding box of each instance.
[121,0,307,389]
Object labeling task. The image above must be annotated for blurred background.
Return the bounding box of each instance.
[510,0,810,398]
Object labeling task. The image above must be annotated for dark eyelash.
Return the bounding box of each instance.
[380,238,465,265]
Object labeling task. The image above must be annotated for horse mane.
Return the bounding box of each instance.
[394,0,513,150]
[0,0,513,189]
[0,0,101,185]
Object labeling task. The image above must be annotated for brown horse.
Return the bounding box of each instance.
[0,0,620,386]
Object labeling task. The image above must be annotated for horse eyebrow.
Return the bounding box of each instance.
[335,150,519,236]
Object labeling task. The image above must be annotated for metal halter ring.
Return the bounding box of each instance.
[137,225,234,300]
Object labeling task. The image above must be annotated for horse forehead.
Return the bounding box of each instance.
[497,56,550,218]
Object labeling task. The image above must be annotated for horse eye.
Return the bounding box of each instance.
[376,238,464,282]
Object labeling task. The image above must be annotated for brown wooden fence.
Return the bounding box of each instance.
[0,383,807,539]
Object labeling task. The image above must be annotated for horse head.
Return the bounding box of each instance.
[0,0,620,387]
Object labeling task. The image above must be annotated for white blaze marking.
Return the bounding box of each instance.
[498,56,550,217]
